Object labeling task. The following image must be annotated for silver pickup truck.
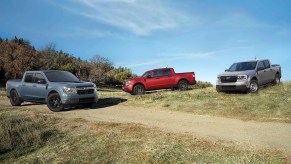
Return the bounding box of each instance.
[6,70,98,112]
[216,59,281,93]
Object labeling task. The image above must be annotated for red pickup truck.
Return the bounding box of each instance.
[122,68,196,95]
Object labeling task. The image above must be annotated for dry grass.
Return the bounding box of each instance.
[100,82,291,123]
[0,108,288,163]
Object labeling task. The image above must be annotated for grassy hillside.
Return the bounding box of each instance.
[101,82,291,123]
[0,108,288,163]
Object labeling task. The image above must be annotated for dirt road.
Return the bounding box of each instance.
[1,98,291,154]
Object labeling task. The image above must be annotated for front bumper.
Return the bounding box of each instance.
[122,84,133,93]
[216,80,249,92]
[61,92,98,105]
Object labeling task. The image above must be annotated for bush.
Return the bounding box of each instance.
[193,81,213,89]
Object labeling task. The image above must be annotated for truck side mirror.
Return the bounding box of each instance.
[147,75,152,78]
[225,69,229,72]
[37,79,46,84]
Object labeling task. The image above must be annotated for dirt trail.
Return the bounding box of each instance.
[1,98,291,154]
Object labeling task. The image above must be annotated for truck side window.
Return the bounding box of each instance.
[24,73,34,83]
[152,70,163,77]
[162,69,171,76]
[34,73,46,84]
[258,61,265,70]
[263,60,270,69]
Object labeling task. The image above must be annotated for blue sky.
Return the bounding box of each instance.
[1,0,290,84]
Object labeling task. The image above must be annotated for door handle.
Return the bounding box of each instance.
[32,85,37,87]
[155,77,160,79]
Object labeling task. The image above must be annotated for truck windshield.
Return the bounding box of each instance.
[44,71,80,82]
[228,61,257,72]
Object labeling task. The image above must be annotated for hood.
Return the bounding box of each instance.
[218,70,255,77]
[53,81,95,88]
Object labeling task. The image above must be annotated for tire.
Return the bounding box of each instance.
[47,93,64,112]
[249,80,259,93]
[10,90,22,106]
[132,84,145,95]
[178,80,188,91]
[273,74,280,85]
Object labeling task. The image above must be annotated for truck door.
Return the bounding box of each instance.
[263,60,274,83]
[20,73,35,100]
[256,61,268,85]
[160,69,175,88]
[146,70,163,89]
[30,73,47,102]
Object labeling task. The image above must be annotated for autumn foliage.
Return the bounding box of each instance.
[0,37,136,86]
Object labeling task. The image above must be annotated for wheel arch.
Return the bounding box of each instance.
[133,82,146,90]
[9,88,21,98]
[46,90,60,101]
[177,78,189,86]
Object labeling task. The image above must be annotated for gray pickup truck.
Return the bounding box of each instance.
[216,59,281,93]
[6,70,98,112]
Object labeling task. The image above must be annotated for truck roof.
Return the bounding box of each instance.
[149,68,173,71]
[25,70,68,73]
[233,59,269,63]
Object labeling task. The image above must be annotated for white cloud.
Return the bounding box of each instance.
[123,46,252,68]
[52,0,189,36]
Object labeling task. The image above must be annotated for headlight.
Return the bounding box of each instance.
[124,81,131,86]
[63,87,77,94]
[217,76,221,80]
[237,75,248,80]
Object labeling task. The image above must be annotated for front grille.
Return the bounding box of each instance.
[221,86,236,90]
[79,97,96,103]
[76,85,95,95]
[221,76,237,83]
[77,89,94,95]
[76,85,94,88]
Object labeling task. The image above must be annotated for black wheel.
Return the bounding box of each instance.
[273,74,280,85]
[178,80,188,91]
[249,80,259,93]
[10,90,22,106]
[47,93,64,112]
[132,84,145,95]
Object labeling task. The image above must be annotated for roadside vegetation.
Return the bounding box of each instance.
[0,108,288,163]
[101,82,291,123]
[0,37,136,86]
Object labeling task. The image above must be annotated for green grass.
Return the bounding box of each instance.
[0,108,289,163]
[0,110,60,160]
[100,82,291,122]
[0,88,6,97]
